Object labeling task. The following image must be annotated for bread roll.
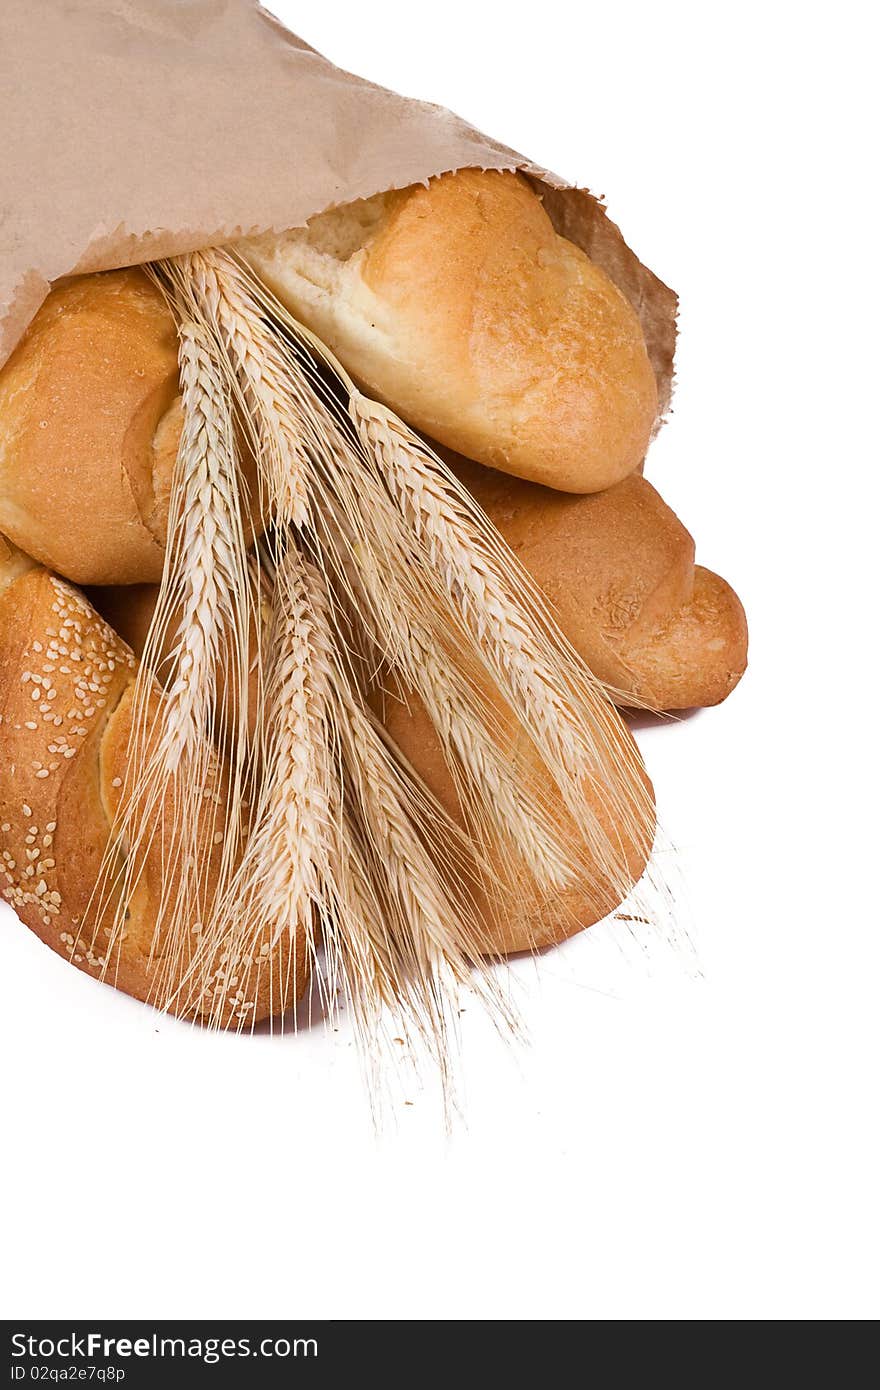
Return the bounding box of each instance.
[91,459,747,716]
[383,686,655,955]
[444,453,748,709]
[0,540,304,1025]
[0,269,262,586]
[240,169,659,493]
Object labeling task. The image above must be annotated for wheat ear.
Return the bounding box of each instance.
[163,249,311,529]
[176,537,334,1027]
[226,257,654,902]
[304,561,516,1057]
[94,314,253,1016]
[349,394,654,885]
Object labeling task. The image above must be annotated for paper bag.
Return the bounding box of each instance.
[0,0,676,410]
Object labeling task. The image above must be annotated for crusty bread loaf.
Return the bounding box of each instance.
[241,169,659,493]
[443,453,748,709]
[0,540,304,1025]
[382,684,655,955]
[0,271,179,584]
[0,269,262,587]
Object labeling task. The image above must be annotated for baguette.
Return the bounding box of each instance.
[0,270,263,586]
[240,169,659,493]
[443,454,748,709]
[93,460,745,714]
[0,537,304,1025]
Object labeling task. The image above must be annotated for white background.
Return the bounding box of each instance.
[2,0,877,1320]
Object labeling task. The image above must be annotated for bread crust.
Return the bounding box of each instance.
[444,452,747,709]
[382,685,655,955]
[0,271,177,584]
[242,170,659,493]
[0,270,265,587]
[627,566,749,709]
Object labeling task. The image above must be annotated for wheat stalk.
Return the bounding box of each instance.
[348,393,654,880]
[92,314,254,1020]
[156,321,249,766]
[164,249,311,530]
[330,528,575,891]
[171,538,334,1028]
[304,562,515,1057]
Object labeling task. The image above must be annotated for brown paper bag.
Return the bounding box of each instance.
[0,0,676,408]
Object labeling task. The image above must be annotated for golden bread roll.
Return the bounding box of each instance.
[0,540,304,1025]
[444,453,748,709]
[383,686,655,955]
[240,169,659,493]
[0,270,263,586]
